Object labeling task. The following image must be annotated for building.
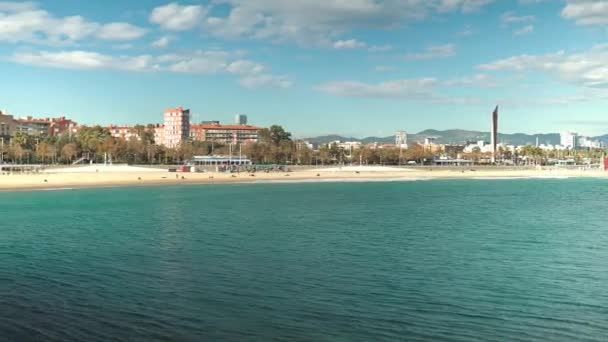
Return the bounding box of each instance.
[163,107,190,148]
[491,105,498,162]
[15,117,52,136]
[234,114,248,125]
[560,132,578,149]
[578,136,603,149]
[0,110,16,139]
[49,117,78,136]
[188,155,252,166]
[152,124,164,145]
[395,131,407,148]
[108,125,140,140]
[14,116,78,137]
[444,144,465,158]
[190,123,260,144]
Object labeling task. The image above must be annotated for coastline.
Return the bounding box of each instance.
[0,167,607,192]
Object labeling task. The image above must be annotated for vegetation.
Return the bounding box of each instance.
[0,125,605,166]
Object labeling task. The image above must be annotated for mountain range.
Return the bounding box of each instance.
[306,130,608,146]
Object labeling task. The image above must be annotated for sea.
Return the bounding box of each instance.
[2,179,608,341]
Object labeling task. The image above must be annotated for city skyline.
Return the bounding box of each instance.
[1,1,608,137]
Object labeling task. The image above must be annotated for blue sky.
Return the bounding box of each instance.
[1,0,608,137]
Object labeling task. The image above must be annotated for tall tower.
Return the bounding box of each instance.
[235,114,247,125]
[491,105,498,163]
[395,131,407,147]
[163,107,190,148]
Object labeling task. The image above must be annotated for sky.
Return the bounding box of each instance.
[1,0,608,137]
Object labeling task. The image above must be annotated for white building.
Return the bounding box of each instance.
[464,140,513,154]
[395,131,408,148]
[329,140,362,150]
[578,136,603,149]
[560,132,578,149]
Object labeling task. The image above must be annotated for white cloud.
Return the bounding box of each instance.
[368,44,393,52]
[150,2,206,31]
[316,78,437,98]
[442,73,498,86]
[406,44,456,60]
[513,24,534,35]
[562,0,608,26]
[477,44,608,87]
[0,1,36,12]
[12,50,154,71]
[113,43,133,50]
[239,74,292,89]
[436,0,495,13]
[12,49,291,89]
[0,2,146,43]
[202,0,495,46]
[519,0,546,4]
[226,60,266,75]
[501,11,535,24]
[97,22,146,41]
[151,36,172,48]
[333,39,366,49]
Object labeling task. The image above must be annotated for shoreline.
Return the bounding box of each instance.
[1,167,607,192]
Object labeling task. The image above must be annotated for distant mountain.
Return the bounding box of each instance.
[305,129,608,146]
[306,135,360,145]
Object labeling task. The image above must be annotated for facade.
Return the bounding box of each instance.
[329,140,362,150]
[560,132,578,149]
[578,136,603,149]
[152,124,165,145]
[444,144,465,158]
[108,125,140,140]
[395,131,407,148]
[0,111,16,139]
[15,117,52,136]
[189,155,252,166]
[190,124,260,144]
[163,107,190,148]
[424,137,437,146]
[234,114,248,125]
[49,117,78,136]
[11,116,77,137]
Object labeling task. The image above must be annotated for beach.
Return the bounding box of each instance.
[0,165,606,191]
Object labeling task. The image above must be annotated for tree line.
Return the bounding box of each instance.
[1,124,605,165]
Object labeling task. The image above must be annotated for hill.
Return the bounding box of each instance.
[305,130,603,146]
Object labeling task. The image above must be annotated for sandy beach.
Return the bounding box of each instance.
[0,165,606,191]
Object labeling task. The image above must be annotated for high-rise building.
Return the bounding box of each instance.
[395,131,407,148]
[560,132,578,149]
[163,107,190,148]
[491,105,498,163]
[235,114,248,125]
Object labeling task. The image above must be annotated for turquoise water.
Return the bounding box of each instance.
[2,179,608,341]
